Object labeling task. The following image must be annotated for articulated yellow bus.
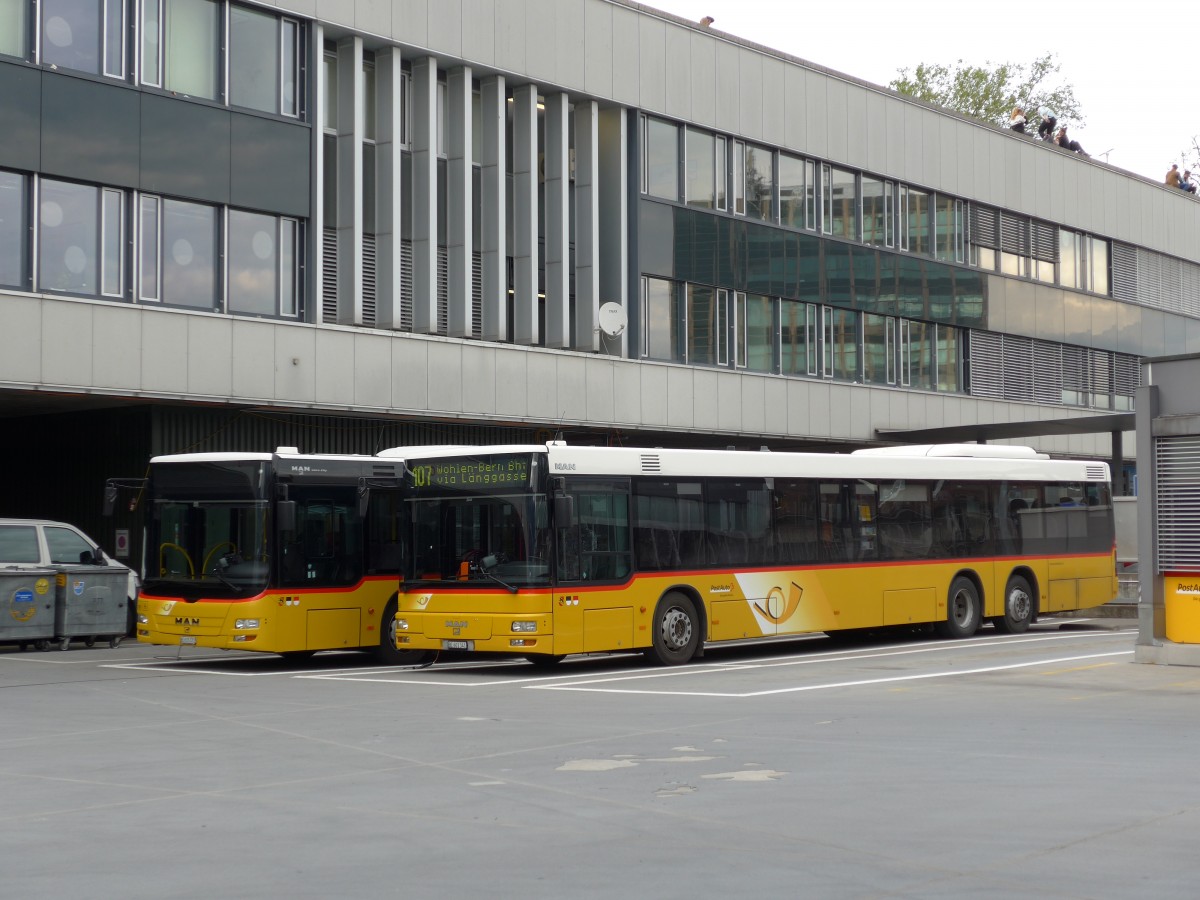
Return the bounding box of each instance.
[390,442,1117,666]
[119,449,425,662]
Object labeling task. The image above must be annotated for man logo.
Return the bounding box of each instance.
[175,617,201,626]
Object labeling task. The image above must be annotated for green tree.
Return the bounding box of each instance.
[889,53,1083,131]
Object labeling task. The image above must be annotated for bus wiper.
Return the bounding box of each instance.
[478,555,518,594]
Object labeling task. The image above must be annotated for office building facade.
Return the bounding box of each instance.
[1,0,1196,549]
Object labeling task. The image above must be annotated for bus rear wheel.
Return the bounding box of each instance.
[524,654,565,667]
[646,592,700,666]
[375,598,433,666]
[936,576,981,639]
[994,574,1034,634]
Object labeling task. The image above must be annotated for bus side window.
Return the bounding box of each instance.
[558,482,631,583]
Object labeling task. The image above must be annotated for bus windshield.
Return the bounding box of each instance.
[402,453,551,588]
[144,461,272,599]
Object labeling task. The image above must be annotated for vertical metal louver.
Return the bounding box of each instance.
[1032,340,1063,404]
[472,249,483,339]
[437,245,449,335]
[1090,349,1112,403]
[321,227,338,323]
[1061,344,1088,404]
[1114,354,1140,405]
[362,233,377,327]
[967,330,1004,399]
[999,212,1029,256]
[1155,435,1200,571]
[400,239,413,331]
[1111,242,1137,302]
[1183,260,1200,317]
[969,204,999,249]
[1031,221,1058,262]
[1136,248,1162,311]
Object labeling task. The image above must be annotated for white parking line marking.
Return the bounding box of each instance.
[528,650,1135,698]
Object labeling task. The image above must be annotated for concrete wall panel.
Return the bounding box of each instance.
[426,341,465,413]
[427,0,463,56]
[609,5,640,107]
[461,0,495,65]
[313,330,356,406]
[688,32,717,129]
[91,305,141,391]
[638,15,666,114]
[738,47,763,143]
[714,40,740,135]
[494,0,527,76]
[583,1,613,98]
[555,0,586,92]
[274,325,317,402]
[186,316,233,398]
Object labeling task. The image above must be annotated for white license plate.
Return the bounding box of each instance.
[443,639,473,651]
[180,636,197,646]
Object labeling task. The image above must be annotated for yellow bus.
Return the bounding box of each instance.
[390,442,1117,666]
[119,448,426,662]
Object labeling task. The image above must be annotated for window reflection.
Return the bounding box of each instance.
[686,283,718,365]
[228,210,278,316]
[0,0,26,58]
[641,276,679,360]
[643,117,679,201]
[826,166,857,240]
[685,128,715,210]
[39,179,98,296]
[41,0,101,75]
[744,144,774,221]
[230,5,280,114]
[779,153,806,230]
[0,171,26,288]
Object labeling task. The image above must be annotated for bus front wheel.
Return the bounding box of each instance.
[936,576,981,639]
[646,592,700,666]
[994,575,1034,634]
[376,598,433,666]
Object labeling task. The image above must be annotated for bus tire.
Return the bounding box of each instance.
[936,576,981,639]
[994,574,1034,634]
[375,598,433,666]
[646,592,700,666]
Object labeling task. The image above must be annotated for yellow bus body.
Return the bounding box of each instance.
[396,549,1117,657]
[137,576,398,653]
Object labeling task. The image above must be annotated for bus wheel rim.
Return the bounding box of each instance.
[661,607,693,650]
[1009,586,1031,620]
[951,589,973,626]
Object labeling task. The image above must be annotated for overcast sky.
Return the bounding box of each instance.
[645,0,1181,184]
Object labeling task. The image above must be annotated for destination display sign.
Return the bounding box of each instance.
[407,455,532,491]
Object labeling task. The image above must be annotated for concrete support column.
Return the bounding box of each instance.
[446,66,473,338]
[309,23,325,325]
[573,99,599,352]
[512,84,539,346]
[334,36,363,325]
[374,48,404,330]
[543,92,569,349]
[411,56,438,334]
[480,75,507,342]
[598,107,629,356]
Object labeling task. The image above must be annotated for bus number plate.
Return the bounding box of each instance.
[443,639,473,651]
[180,636,197,646]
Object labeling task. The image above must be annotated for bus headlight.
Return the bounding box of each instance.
[395,619,409,631]
[511,621,537,633]
[235,618,260,629]
[137,614,149,625]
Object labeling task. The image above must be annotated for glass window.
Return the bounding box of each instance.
[685,128,715,210]
[804,159,816,230]
[862,177,891,248]
[0,171,27,289]
[736,292,774,372]
[906,187,929,255]
[827,166,857,240]
[322,51,338,129]
[641,276,680,361]
[823,307,858,381]
[365,61,378,144]
[1059,230,1079,289]
[159,0,219,100]
[938,325,960,392]
[100,187,123,298]
[41,0,122,76]
[139,196,160,302]
[145,197,217,309]
[280,218,297,316]
[39,179,98,296]
[686,283,718,365]
[0,524,40,563]
[633,480,705,570]
[732,140,745,215]
[715,137,727,211]
[781,299,816,376]
[1089,238,1109,296]
[716,289,729,366]
[906,319,935,391]
[779,153,805,229]
[0,0,26,58]
[643,117,679,201]
[934,194,958,262]
[228,210,278,316]
[744,144,774,221]
[706,479,773,566]
[282,19,299,117]
[557,482,632,583]
[45,526,93,564]
[230,5,279,114]
[862,313,895,386]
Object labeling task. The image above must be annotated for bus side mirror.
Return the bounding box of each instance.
[554,495,575,529]
[277,500,297,534]
[103,483,118,517]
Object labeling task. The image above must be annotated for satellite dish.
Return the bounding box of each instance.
[598,302,627,338]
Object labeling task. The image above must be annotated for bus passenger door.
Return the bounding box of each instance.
[555,480,633,656]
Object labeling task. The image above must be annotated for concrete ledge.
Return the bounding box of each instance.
[1135,642,1200,667]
